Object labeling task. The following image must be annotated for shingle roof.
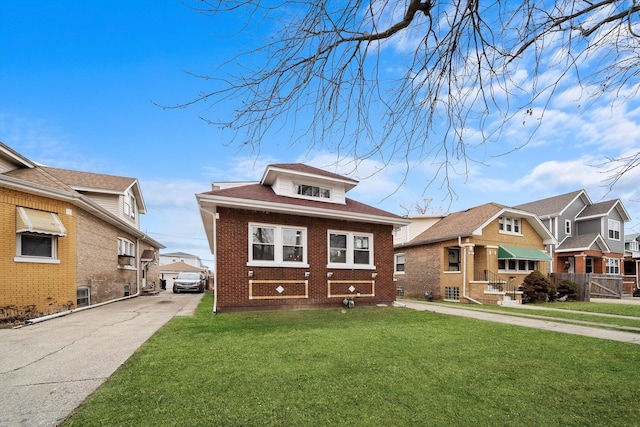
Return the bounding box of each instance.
[556,233,609,252]
[199,182,405,222]
[42,167,136,192]
[4,167,73,192]
[514,189,586,217]
[264,163,358,184]
[576,199,618,219]
[407,202,505,244]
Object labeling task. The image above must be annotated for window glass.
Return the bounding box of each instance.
[329,233,347,263]
[395,254,405,273]
[353,235,370,264]
[447,248,460,271]
[21,234,53,257]
[282,228,304,262]
[252,226,275,261]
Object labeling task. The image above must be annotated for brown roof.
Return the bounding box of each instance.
[264,163,359,184]
[408,202,505,244]
[42,167,136,192]
[4,167,73,192]
[199,183,405,221]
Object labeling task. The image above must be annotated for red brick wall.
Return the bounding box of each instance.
[215,207,395,311]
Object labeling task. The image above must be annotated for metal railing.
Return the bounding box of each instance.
[474,269,506,291]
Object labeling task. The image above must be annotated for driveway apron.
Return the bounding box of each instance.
[0,291,205,427]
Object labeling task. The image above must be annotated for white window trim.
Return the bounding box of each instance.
[605,257,620,275]
[293,183,331,200]
[118,237,136,256]
[14,233,60,264]
[498,259,537,273]
[394,253,405,274]
[565,219,572,235]
[608,219,621,241]
[247,223,309,268]
[498,216,522,236]
[327,230,375,269]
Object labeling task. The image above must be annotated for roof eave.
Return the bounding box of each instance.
[196,194,410,226]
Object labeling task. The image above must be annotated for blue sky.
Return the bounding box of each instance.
[2,1,639,267]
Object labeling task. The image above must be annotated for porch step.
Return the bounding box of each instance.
[500,295,521,306]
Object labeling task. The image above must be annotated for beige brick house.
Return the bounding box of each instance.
[197,163,410,312]
[0,142,164,322]
[394,203,556,305]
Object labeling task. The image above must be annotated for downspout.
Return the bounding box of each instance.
[198,206,218,314]
[459,236,482,305]
[212,208,218,314]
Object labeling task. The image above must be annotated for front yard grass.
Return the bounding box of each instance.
[64,293,640,426]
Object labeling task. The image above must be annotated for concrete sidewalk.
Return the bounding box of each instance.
[396,299,640,345]
[0,291,205,427]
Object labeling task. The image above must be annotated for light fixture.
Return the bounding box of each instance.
[371,273,377,279]
[327,272,333,278]
[305,271,310,278]
[248,270,253,278]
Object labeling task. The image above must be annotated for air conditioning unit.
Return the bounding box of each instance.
[118,255,135,266]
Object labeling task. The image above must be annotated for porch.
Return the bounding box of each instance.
[469,269,523,305]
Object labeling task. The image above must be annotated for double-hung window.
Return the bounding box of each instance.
[394,253,405,274]
[328,231,374,269]
[249,224,307,266]
[499,216,521,234]
[608,219,620,240]
[605,258,620,275]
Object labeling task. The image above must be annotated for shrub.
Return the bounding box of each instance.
[519,270,555,304]
[556,280,579,301]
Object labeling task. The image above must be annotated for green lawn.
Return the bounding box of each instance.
[427,300,640,331]
[63,293,640,426]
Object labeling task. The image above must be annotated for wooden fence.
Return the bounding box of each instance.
[549,273,623,302]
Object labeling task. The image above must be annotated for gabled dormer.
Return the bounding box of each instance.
[260,163,358,205]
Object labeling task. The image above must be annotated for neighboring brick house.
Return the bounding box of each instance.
[196,163,410,312]
[394,203,555,305]
[0,142,164,322]
[623,233,639,295]
[515,190,630,277]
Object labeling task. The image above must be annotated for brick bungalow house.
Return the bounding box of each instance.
[394,203,555,304]
[196,163,410,312]
[0,142,164,322]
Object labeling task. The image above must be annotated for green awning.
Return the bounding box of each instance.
[498,245,552,261]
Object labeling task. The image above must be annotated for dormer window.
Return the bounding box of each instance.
[123,191,136,219]
[294,183,331,199]
[499,216,521,235]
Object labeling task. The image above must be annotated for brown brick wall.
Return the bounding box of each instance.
[1,189,77,319]
[76,208,140,303]
[215,207,395,312]
[394,245,441,298]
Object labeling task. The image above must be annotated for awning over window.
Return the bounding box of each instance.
[16,207,67,236]
[140,249,156,262]
[498,245,551,261]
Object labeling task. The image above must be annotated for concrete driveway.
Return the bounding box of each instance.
[0,291,205,427]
